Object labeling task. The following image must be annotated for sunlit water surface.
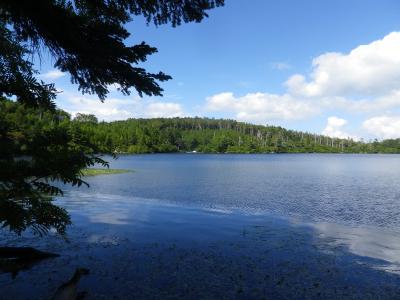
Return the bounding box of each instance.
[2,154,400,299]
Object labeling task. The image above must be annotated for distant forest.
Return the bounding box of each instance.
[73,113,400,154]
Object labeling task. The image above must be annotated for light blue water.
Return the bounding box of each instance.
[69,153,400,229]
[3,154,400,299]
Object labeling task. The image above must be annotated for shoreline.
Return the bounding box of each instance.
[109,152,400,155]
[82,168,132,176]
[3,195,400,299]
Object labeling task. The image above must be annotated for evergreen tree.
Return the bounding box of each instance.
[0,0,224,235]
[70,116,397,154]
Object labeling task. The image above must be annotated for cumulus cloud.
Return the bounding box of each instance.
[363,116,400,139]
[322,116,357,139]
[62,96,137,121]
[39,69,65,80]
[60,94,185,121]
[286,32,400,98]
[202,32,400,138]
[205,92,318,123]
[144,102,184,118]
[317,90,400,113]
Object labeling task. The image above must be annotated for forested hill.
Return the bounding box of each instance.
[73,114,400,154]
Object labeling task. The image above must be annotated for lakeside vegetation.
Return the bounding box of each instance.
[82,168,131,176]
[73,113,400,154]
[1,0,224,238]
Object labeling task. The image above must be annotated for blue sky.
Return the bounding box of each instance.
[37,0,400,140]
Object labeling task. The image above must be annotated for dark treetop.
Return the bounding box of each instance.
[0,0,224,235]
[0,0,224,105]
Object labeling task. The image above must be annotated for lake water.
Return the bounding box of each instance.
[2,154,400,299]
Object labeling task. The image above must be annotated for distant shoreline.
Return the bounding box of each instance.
[74,118,400,155]
[82,168,132,176]
[109,151,400,155]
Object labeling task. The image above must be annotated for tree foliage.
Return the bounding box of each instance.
[73,113,98,124]
[0,25,57,109]
[73,117,400,154]
[0,0,223,100]
[0,98,108,235]
[0,0,224,235]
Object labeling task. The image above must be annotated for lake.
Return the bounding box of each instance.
[2,154,400,299]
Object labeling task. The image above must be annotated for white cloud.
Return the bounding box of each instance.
[364,90,400,112]
[286,32,400,98]
[205,92,318,123]
[363,116,400,139]
[202,88,400,126]
[315,90,400,114]
[145,102,184,118]
[64,96,137,121]
[39,69,65,80]
[60,94,185,121]
[322,116,357,139]
[202,32,400,139]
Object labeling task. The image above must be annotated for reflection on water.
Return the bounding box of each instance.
[312,222,400,273]
[89,211,131,225]
[78,154,400,229]
[54,154,400,298]
[57,188,400,275]
[3,191,400,299]
[3,154,400,299]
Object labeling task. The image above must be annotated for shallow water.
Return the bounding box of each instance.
[2,154,400,299]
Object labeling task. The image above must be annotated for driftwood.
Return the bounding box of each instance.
[0,247,59,278]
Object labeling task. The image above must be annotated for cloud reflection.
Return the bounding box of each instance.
[89,211,131,225]
[312,222,400,273]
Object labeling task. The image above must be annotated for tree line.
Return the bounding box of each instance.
[73,113,400,154]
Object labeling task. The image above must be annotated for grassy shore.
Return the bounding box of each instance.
[82,168,131,176]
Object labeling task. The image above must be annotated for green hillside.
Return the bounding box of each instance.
[73,115,400,154]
